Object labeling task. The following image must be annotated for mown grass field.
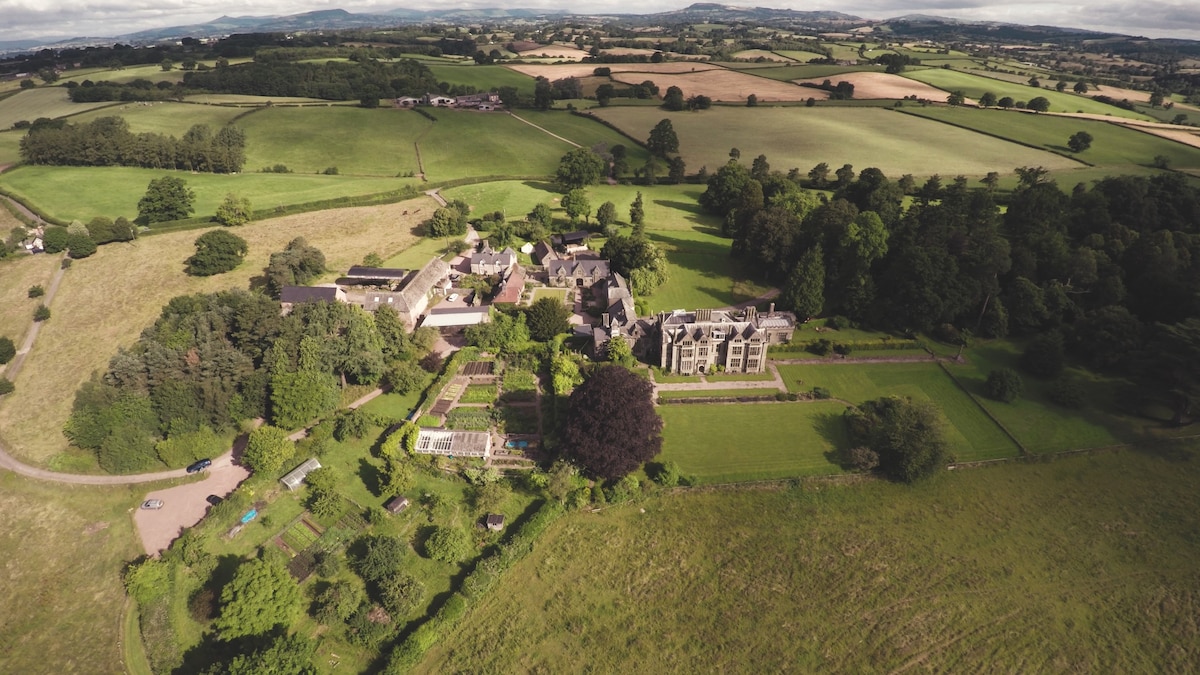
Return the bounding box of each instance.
[658,401,849,482]
[0,165,415,223]
[0,87,119,129]
[0,197,435,465]
[418,109,574,180]
[777,362,1020,461]
[427,63,536,95]
[903,68,1154,120]
[510,110,652,165]
[237,106,427,176]
[70,100,248,136]
[0,129,23,165]
[897,106,1200,174]
[0,473,147,674]
[588,106,1080,179]
[420,448,1200,672]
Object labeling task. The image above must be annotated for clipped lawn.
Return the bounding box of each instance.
[589,106,1079,179]
[0,197,433,465]
[897,106,1200,174]
[0,165,416,223]
[420,448,1200,673]
[946,342,1128,454]
[530,287,570,306]
[902,68,1154,120]
[357,384,431,422]
[658,401,849,483]
[237,106,427,176]
[777,362,1019,461]
[0,473,144,674]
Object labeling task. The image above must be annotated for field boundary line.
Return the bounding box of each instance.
[506,112,580,147]
[936,361,1028,457]
[892,106,1093,167]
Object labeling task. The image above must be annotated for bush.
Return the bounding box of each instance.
[845,446,879,471]
[27,285,44,298]
[1048,376,1085,408]
[833,342,853,356]
[811,386,831,400]
[67,232,97,259]
[807,339,832,356]
[0,336,14,364]
[984,367,1023,403]
[33,304,50,322]
[0,378,13,395]
[424,526,472,562]
[933,323,962,345]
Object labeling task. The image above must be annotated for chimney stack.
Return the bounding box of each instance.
[769,302,775,314]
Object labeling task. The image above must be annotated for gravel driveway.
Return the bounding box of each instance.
[132,455,250,556]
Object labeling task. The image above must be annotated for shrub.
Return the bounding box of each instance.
[824,315,849,330]
[807,339,832,356]
[845,446,879,471]
[67,232,97,258]
[985,367,1023,403]
[0,337,14,364]
[933,323,962,345]
[424,526,472,562]
[811,386,831,400]
[1048,376,1085,408]
[33,304,50,322]
[27,285,44,298]
[833,342,853,356]
[0,378,13,395]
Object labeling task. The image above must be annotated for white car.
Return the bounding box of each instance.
[447,293,460,302]
[141,499,164,510]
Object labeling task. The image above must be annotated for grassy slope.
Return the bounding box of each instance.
[237,106,427,176]
[0,87,119,129]
[898,106,1200,173]
[0,197,435,465]
[659,401,848,482]
[0,473,146,673]
[589,106,1080,179]
[67,101,247,136]
[0,252,59,368]
[419,109,573,180]
[903,68,1154,120]
[0,129,22,166]
[419,448,1200,673]
[511,110,652,165]
[0,165,414,222]
[427,64,536,96]
[777,362,1020,461]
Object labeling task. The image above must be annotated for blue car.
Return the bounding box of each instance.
[186,458,212,474]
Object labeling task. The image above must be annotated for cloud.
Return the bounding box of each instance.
[0,0,1198,42]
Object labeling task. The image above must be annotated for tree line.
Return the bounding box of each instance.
[701,157,1200,425]
[20,117,246,173]
[180,59,440,102]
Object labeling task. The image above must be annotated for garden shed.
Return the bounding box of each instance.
[385,496,410,514]
[280,458,322,491]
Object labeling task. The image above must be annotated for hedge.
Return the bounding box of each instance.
[771,338,925,354]
[384,500,565,673]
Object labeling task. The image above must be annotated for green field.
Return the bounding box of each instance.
[903,68,1154,120]
[69,101,247,136]
[589,106,1081,179]
[0,129,21,165]
[509,110,652,165]
[898,106,1200,174]
[418,109,575,180]
[238,106,427,176]
[427,64,536,95]
[658,401,849,482]
[0,87,118,129]
[419,448,1200,672]
[777,362,1020,461]
[721,63,881,80]
[0,165,415,222]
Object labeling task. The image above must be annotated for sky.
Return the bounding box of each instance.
[1,0,1198,43]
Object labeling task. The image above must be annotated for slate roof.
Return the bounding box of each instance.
[280,286,340,304]
[548,259,610,278]
[397,257,450,314]
[345,266,407,280]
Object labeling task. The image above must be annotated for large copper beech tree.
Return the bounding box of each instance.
[561,365,663,480]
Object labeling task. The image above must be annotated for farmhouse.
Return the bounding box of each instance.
[414,428,492,458]
[657,306,796,375]
[279,285,346,314]
[455,92,502,108]
[470,243,517,275]
[547,259,610,288]
[493,265,526,305]
[425,93,456,106]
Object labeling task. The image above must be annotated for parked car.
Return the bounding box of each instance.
[141,499,164,510]
[186,458,212,474]
[205,495,223,506]
[446,293,460,302]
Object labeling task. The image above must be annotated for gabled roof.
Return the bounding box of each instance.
[533,241,559,264]
[548,259,610,278]
[346,266,407,280]
[280,286,340,304]
[553,230,590,246]
[397,257,450,313]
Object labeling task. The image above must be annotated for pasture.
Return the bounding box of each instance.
[588,106,1080,179]
[794,71,963,101]
[722,63,880,79]
[902,68,1154,120]
[0,197,435,465]
[0,165,415,223]
[507,110,652,165]
[0,473,145,674]
[417,109,576,180]
[608,68,816,102]
[237,106,427,176]
[658,401,848,483]
[776,362,1020,461]
[0,88,118,129]
[0,252,59,369]
[427,64,535,95]
[897,106,1200,174]
[69,100,247,135]
[0,129,21,166]
[419,448,1200,672]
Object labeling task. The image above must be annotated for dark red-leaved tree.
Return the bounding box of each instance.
[562,365,663,480]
